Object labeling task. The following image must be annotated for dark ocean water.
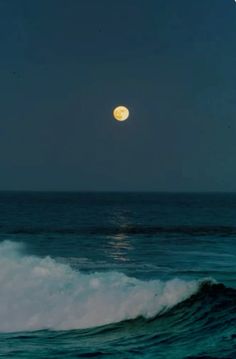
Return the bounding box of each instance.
[0,192,235,358]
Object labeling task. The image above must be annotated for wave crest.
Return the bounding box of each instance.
[0,241,208,333]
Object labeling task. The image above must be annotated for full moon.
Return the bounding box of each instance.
[113,106,129,122]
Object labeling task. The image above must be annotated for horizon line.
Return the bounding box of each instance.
[0,190,236,194]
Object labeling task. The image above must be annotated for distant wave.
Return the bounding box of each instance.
[7,225,236,236]
[0,240,205,333]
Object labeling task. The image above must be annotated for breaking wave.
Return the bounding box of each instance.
[0,240,203,333]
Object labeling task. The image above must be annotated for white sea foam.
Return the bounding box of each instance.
[0,241,200,333]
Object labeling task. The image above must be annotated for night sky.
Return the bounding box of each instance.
[1,0,236,191]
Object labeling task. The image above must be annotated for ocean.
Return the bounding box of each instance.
[0,192,235,358]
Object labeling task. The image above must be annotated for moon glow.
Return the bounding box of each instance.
[113,106,129,122]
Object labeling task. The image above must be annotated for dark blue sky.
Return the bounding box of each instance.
[1,0,236,191]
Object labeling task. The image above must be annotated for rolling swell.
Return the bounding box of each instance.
[7,225,236,237]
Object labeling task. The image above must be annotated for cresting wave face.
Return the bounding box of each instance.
[0,241,202,333]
